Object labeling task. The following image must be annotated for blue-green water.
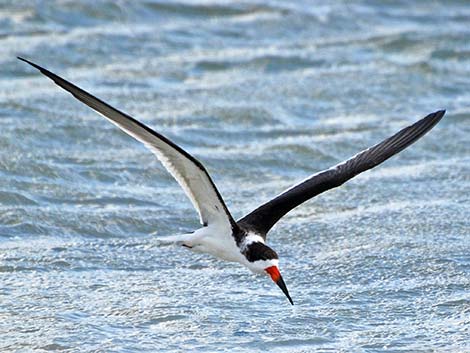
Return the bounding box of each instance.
[1,1,469,352]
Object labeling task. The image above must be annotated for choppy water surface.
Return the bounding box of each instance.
[1,1,469,352]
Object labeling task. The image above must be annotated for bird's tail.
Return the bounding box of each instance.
[156,233,194,245]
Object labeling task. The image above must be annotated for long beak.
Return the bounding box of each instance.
[276,274,294,305]
[265,265,294,305]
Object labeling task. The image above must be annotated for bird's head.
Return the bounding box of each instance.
[243,242,294,305]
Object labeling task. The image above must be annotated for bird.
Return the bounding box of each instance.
[18,57,445,305]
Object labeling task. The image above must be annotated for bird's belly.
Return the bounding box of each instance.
[191,235,243,263]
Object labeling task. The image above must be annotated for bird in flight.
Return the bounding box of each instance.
[18,57,445,305]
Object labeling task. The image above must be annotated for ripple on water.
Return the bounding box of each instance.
[0,190,37,206]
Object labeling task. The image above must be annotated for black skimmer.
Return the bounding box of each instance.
[18,57,445,305]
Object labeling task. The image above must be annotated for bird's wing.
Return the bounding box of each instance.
[19,57,236,229]
[238,110,445,235]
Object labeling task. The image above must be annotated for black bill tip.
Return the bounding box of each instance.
[276,275,294,305]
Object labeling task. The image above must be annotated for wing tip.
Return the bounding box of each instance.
[18,56,49,76]
[17,56,36,68]
[429,109,446,121]
[420,109,446,132]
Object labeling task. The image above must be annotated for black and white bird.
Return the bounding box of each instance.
[19,57,445,305]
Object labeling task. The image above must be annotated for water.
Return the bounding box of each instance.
[1,1,469,352]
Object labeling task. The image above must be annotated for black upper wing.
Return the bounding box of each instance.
[238,110,445,236]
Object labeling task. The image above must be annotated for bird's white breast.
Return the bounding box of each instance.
[188,224,244,263]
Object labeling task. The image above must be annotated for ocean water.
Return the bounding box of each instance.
[1,1,469,352]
